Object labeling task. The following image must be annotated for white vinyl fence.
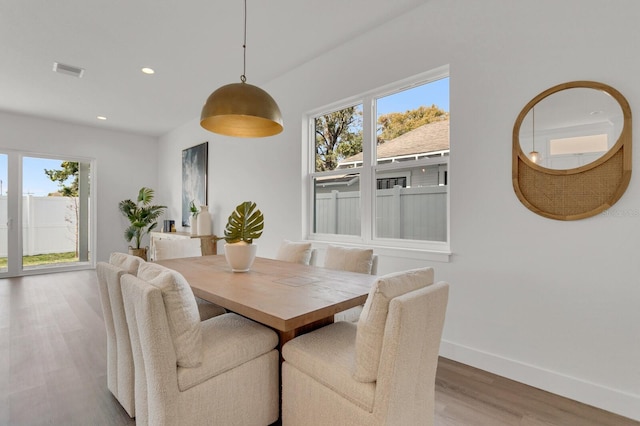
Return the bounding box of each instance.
[315,186,447,241]
[0,195,79,257]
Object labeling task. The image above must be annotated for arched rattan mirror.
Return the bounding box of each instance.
[513,81,632,220]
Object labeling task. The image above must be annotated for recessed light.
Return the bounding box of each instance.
[141,67,155,75]
[97,116,107,120]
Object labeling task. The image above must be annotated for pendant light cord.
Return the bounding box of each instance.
[241,0,247,83]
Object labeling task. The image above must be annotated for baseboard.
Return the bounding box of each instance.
[440,340,640,422]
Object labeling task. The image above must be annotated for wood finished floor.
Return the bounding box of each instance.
[1,270,637,426]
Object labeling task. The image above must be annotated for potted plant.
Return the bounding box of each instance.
[189,200,199,235]
[118,187,166,260]
[219,201,264,272]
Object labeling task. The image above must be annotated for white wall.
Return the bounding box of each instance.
[158,0,640,419]
[0,111,158,262]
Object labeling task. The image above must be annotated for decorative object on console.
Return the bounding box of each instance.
[182,142,208,227]
[118,187,166,260]
[163,219,175,233]
[189,200,199,235]
[512,81,632,220]
[197,205,212,236]
[219,201,264,272]
[199,0,283,138]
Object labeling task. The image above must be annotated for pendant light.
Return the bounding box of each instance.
[529,106,540,163]
[200,0,283,137]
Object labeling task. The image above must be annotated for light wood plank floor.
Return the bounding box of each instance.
[1,270,637,426]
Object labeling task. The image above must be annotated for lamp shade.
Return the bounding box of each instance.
[200,82,283,137]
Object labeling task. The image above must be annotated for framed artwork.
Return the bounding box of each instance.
[182,142,208,227]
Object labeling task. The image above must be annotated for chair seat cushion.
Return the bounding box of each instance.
[282,321,375,412]
[137,262,203,368]
[354,267,434,382]
[177,313,278,391]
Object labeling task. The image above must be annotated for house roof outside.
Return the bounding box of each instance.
[338,118,450,168]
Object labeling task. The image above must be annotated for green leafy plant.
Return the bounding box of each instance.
[189,200,199,218]
[118,187,166,249]
[221,201,264,244]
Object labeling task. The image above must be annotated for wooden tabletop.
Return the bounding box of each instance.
[155,255,377,335]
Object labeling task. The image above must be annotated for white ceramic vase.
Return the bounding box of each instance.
[197,205,212,235]
[224,242,257,272]
[190,216,198,235]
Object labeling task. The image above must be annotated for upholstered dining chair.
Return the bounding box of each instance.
[95,252,226,417]
[96,252,144,417]
[121,262,280,426]
[153,239,226,321]
[154,238,202,261]
[281,267,449,426]
[275,239,315,265]
[323,245,378,322]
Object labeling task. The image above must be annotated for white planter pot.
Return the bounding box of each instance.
[191,216,199,235]
[224,243,258,272]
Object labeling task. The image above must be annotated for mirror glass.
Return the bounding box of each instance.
[518,87,623,170]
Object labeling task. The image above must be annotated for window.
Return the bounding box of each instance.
[307,66,450,252]
[0,151,95,277]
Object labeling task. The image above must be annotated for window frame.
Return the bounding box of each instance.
[304,66,451,261]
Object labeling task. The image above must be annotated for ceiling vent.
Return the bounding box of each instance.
[53,62,85,78]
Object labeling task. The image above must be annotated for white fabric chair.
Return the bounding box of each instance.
[154,238,202,261]
[282,268,449,425]
[95,253,225,417]
[275,239,314,265]
[121,263,280,426]
[323,245,378,322]
[153,239,226,321]
[96,252,144,417]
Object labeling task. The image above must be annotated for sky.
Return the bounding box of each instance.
[0,156,70,197]
[377,76,450,116]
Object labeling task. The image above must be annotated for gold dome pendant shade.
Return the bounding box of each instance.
[199,0,283,138]
[200,79,283,138]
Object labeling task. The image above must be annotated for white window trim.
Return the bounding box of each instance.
[303,66,451,262]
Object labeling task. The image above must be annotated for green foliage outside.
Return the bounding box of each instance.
[377,105,449,142]
[0,252,78,268]
[315,106,363,172]
[314,105,448,171]
[44,161,79,196]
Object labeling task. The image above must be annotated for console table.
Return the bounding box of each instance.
[149,231,217,261]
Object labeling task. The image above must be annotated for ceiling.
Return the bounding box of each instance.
[0,0,428,137]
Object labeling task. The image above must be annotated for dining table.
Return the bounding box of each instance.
[155,254,378,347]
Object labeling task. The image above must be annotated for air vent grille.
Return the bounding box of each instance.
[53,62,85,78]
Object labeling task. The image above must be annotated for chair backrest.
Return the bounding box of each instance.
[96,259,140,417]
[121,273,178,426]
[353,267,434,382]
[154,238,202,260]
[275,240,313,265]
[323,245,375,274]
[308,249,317,266]
[375,281,449,425]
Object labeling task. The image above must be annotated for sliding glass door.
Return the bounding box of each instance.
[0,154,7,273]
[0,151,94,277]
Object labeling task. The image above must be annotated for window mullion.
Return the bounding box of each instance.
[360,96,374,243]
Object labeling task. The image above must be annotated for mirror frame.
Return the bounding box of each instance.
[512,81,632,220]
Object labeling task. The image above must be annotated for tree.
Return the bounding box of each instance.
[44,161,80,256]
[377,105,449,143]
[44,161,78,196]
[315,107,363,171]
